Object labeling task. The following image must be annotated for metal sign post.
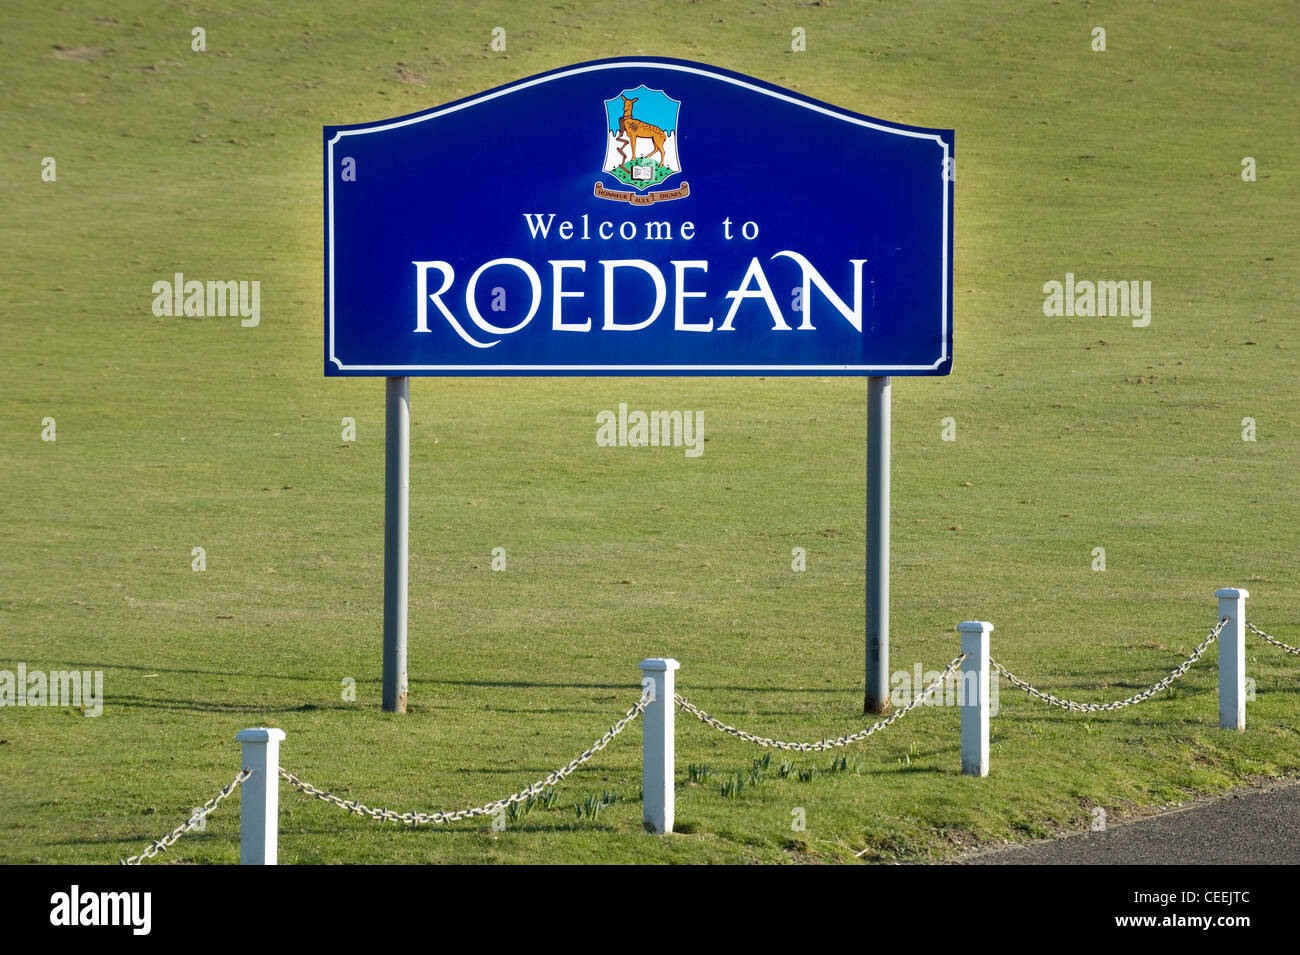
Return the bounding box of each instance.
[865,376,891,714]
[381,376,409,713]
[324,57,953,712]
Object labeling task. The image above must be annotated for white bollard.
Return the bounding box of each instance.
[237,727,285,865]
[638,658,679,834]
[958,622,992,777]
[1216,588,1248,731]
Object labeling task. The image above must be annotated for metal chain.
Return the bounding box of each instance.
[991,618,1227,713]
[120,768,251,865]
[279,692,650,825]
[121,617,1259,858]
[673,652,967,752]
[1247,621,1300,656]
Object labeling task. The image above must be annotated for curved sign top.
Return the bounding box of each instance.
[324,57,954,376]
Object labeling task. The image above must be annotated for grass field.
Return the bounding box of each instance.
[1,0,1297,864]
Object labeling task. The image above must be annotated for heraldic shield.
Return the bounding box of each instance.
[601,85,682,192]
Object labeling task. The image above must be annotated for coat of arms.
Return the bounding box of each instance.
[594,85,690,204]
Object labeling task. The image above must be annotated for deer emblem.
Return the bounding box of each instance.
[615,95,669,172]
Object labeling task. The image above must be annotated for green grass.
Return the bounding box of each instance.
[1,0,1297,864]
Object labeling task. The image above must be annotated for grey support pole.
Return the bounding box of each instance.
[865,376,891,714]
[382,377,409,713]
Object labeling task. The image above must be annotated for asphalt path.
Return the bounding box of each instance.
[960,781,1300,864]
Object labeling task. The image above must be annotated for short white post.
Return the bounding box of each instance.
[1216,588,1248,731]
[639,658,679,834]
[958,621,992,777]
[237,727,285,865]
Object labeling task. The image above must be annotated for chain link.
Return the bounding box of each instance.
[991,618,1227,713]
[674,653,967,751]
[120,768,251,865]
[1247,621,1300,656]
[279,692,650,825]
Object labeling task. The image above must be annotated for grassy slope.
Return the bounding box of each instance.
[0,0,1296,863]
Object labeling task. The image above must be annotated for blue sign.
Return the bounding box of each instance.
[324,57,954,376]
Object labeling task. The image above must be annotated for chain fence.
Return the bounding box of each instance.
[1248,621,1300,656]
[278,691,650,825]
[120,768,250,865]
[990,618,1226,713]
[118,612,1295,861]
[674,652,967,751]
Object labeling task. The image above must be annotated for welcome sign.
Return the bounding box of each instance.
[324,57,954,376]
